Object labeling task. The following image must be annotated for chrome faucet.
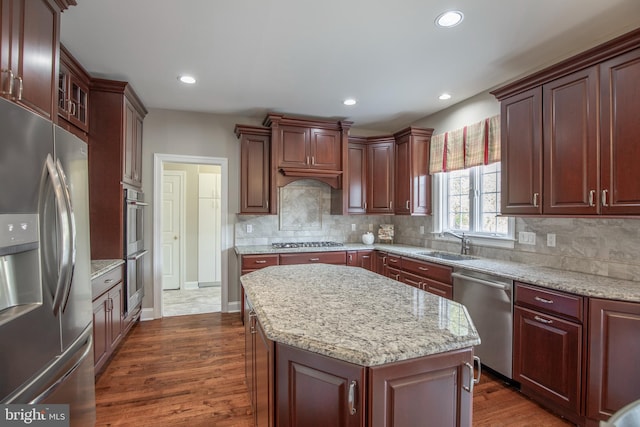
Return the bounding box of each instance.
[444,231,471,255]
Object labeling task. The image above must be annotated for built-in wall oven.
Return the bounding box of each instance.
[124,188,147,315]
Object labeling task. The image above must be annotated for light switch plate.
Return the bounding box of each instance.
[246,224,253,233]
[547,233,556,247]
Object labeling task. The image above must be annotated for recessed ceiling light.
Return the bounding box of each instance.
[439,93,452,100]
[343,98,357,106]
[178,75,196,84]
[435,10,464,28]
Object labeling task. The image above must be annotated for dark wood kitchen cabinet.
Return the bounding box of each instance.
[58,44,90,139]
[347,139,368,214]
[277,343,365,427]
[367,139,395,214]
[92,265,124,375]
[347,250,374,271]
[543,67,598,215]
[492,29,640,217]
[599,48,640,215]
[497,87,543,215]
[586,298,640,424]
[279,251,347,266]
[0,0,66,120]
[245,300,275,427]
[89,79,147,259]
[235,125,273,214]
[513,282,585,425]
[393,127,434,215]
[400,257,453,299]
[275,125,341,171]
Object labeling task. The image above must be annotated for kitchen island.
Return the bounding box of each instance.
[241,264,481,427]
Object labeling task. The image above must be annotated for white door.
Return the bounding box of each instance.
[198,172,221,284]
[162,172,184,290]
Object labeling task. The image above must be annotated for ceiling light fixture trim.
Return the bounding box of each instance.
[435,10,464,28]
[439,93,452,100]
[343,98,357,106]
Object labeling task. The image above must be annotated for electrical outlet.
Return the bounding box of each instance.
[518,231,536,245]
[419,225,425,234]
[547,233,556,247]
[369,224,373,231]
[246,224,253,233]
[351,224,356,231]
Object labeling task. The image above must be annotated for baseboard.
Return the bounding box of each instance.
[184,281,199,290]
[140,307,155,321]
[227,301,241,313]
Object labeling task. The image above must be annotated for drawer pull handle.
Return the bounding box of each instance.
[602,189,609,207]
[463,357,481,393]
[389,259,398,263]
[104,279,114,284]
[348,380,357,415]
[418,266,429,271]
[309,258,320,262]
[534,296,554,304]
[534,315,553,324]
[255,260,267,264]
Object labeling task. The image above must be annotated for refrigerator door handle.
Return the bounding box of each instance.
[43,155,73,316]
[54,159,77,312]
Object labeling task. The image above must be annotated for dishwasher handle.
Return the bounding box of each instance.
[451,272,510,291]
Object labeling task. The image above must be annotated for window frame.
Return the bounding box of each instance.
[433,163,515,249]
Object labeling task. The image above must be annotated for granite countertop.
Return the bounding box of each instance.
[241,264,480,367]
[236,244,640,303]
[91,259,125,280]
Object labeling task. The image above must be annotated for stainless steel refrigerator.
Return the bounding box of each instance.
[0,97,96,425]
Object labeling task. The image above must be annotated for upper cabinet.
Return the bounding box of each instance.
[0,0,64,120]
[393,127,433,215]
[235,125,273,214]
[492,28,640,216]
[264,114,351,190]
[600,48,640,215]
[58,44,90,139]
[367,138,395,214]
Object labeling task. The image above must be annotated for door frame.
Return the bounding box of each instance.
[161,169,186,292]
[153,153,230,319]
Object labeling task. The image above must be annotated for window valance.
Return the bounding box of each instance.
[429,115,500,174]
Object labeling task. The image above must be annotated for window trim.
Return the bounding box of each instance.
[432,165,515,249]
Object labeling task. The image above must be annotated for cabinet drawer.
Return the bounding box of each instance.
[386,254,402,269]
[241,254,279,270]
[92,265,124,300]
[279,251,346,265]
[401,257,452,284]
[515,282,583,321]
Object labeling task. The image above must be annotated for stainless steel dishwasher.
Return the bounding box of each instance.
[452,269,514,379]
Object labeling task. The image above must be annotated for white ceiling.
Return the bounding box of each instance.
[60,0,640,132]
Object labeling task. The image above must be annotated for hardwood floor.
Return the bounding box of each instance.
[95,313,574,427]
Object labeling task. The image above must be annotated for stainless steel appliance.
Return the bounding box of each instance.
[452,269,514,379]
[124,188,147,314]
[0,98,95,424]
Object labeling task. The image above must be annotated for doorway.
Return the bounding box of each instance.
[153,154,229,319]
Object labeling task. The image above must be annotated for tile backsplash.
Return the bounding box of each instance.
[234,180,640,281]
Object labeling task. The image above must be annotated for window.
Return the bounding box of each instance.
[436,162,513,240]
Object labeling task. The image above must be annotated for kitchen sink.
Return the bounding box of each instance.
[415,251,476,261]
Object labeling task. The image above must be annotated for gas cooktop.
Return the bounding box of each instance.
[271,241,344,249]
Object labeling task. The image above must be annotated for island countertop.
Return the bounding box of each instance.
[241,264,480,367]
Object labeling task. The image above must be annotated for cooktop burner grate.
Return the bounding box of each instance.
[271,241,344,249]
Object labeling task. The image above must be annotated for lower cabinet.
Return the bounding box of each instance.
[246,303,275,427]
[92,267,124,375]
[277,343,365,427]
[244,296,474,427]
[586,298,640,424]
[347,250,374,271]
[513,282,584,425]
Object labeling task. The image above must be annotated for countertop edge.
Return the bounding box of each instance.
[91,259,125,280]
